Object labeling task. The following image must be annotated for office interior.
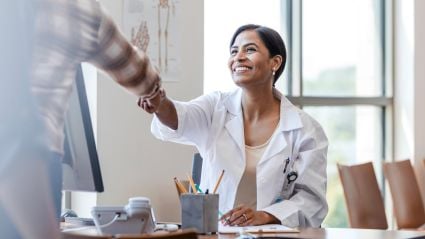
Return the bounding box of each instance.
[66,0,425,230]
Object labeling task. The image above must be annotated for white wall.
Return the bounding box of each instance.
[413,0,425,205]
[414,0,425,164]
[96,0,203,222]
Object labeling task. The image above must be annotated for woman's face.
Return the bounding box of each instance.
[228,30,275,87]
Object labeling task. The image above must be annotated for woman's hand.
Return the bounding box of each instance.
[220,204,280,226]
[137,86,165,114]
[137,85,178,130]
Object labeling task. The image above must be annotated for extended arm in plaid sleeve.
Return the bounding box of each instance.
[90,8,160,97]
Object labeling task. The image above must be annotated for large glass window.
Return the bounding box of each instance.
[204,0,392,228]
[288,0,391,227]
[302,0,383,97]
[204,0,281,93]
[305,106,385,227]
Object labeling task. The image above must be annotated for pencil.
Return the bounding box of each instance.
[177,178,188,194]
[173,178,183,195]
[174,177,188,194]
[212,170,225,194]
[187,173,198,194]
[195,184,203,193]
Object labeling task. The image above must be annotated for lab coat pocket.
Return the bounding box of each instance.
[278,160,297,201]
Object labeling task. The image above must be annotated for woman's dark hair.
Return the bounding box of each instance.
[229,24,287,86]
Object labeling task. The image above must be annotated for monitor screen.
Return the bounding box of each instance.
[62,64,104,192]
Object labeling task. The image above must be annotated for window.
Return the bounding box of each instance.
[302,0,384,97]
[204,0,392,227]
[285,0,392,227]
[204,0,282,93]
[304,106,385,227]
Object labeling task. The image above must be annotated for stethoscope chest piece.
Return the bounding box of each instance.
[287,171,298,184]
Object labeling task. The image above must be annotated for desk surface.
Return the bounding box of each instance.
[61,224,425,239]
[199,228,425,239]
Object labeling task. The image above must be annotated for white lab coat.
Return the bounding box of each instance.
[151,88,328,228]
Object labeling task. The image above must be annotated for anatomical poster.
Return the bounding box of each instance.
[123,0,181,82]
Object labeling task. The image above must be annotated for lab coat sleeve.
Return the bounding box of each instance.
[262,120,328,228]
[151,92,219,151]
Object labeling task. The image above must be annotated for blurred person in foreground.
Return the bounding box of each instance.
[0,0,161,238]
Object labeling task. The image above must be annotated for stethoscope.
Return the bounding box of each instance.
[283,157,298,184]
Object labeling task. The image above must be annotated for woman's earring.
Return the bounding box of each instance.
[272,69,276,76]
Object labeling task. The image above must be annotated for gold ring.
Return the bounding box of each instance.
[242,213,248,222]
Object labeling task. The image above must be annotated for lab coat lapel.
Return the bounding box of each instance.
[224,89,245,155]
[261,129,287,164]
[259,95,303,165]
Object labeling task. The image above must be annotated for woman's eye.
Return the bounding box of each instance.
[230,49,238,56]
[247,47,256,53]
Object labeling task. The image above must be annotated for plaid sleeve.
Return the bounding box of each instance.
[88,4,160,97]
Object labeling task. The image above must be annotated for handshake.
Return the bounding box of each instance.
[137,81,166,114]
[136,75,178,130]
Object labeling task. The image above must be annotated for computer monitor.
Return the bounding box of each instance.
[62,64,104,192]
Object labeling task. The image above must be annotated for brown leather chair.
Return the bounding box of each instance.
[115,229,198,239]
[383,159,425,229]
[337,162,388,229]
[417,159,425,209]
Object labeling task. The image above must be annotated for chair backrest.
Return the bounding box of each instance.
[414,159,425,210]
[383,159,425,229]
[337,162,388,229]
[115,229,198,239]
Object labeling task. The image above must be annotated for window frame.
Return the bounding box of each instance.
[281,0,394,227]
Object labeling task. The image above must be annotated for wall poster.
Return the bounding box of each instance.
[123,0,181,82]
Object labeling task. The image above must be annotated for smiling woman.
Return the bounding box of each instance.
[203,0,392,229]
[137,24,329,228]
[228,25,286,89]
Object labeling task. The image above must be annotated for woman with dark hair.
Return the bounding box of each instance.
[139,24,328,227]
